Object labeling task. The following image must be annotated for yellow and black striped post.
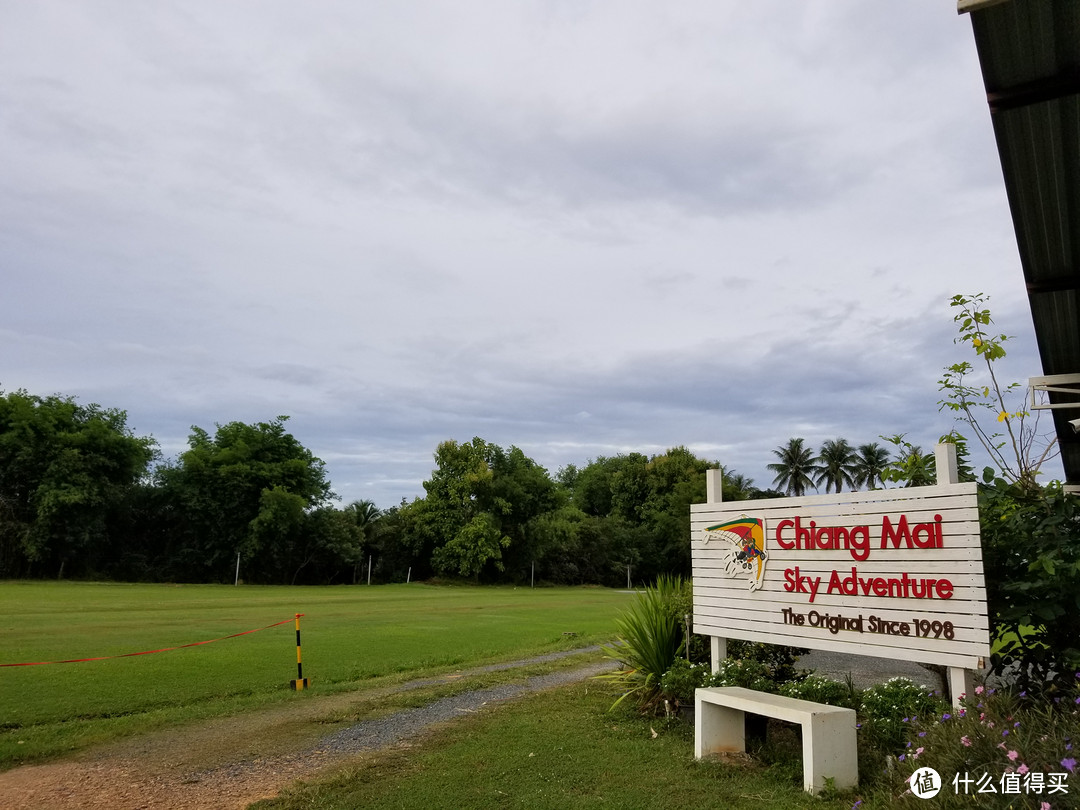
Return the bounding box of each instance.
[290,613,309,690]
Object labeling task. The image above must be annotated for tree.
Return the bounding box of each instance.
[570,454,648,520]
[717,467,758,500]
[767,438,817,496]
[160,416,332,582]
[431,512,510,578]
[641,447,713,577]
[938,293,1058,489]
[850,442,891,491]
[880,434,936,487]
[812,438,858,494]
[419,438,559,580]
[0,389,157,577]
[344,499,381,583]
[297,506,366,584]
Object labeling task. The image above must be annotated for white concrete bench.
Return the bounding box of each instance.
[694,686,858,794]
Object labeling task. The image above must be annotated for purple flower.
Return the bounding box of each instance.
[898,754,906,762]
[942,713,952,720]
[1062,757,1077,773]
[918,732,927,738]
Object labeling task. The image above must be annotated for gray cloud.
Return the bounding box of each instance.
[0,2,1052,509]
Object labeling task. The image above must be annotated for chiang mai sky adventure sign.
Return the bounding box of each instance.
[691,483,992,669]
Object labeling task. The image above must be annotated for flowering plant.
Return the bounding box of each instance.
[859,677,948,752]
[881,678,1080,808]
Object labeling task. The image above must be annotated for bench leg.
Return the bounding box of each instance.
[695,698,745,758]
[802,712,858,793]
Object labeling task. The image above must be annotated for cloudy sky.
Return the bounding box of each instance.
[1,1,1054,507]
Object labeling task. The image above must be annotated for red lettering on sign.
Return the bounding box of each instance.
[825,567,955,600]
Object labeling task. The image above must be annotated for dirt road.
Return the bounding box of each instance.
[0,651,613,810]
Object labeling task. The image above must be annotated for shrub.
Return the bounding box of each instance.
[659,658,710,704]
[859,677,948,753]
[707,656,778,692]
[659,648,810,708]
[878,679,1080,808]
[727,639,808,684]
[980,478,1080,694]
[599,574,685,711]
[778,673,859,710]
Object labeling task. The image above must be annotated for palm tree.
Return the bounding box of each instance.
[346,498,381,529]
[880,434,937,487]
[813,438,858,493]
[891,444,936,487]
[851,442,891,490]
[345,499,381,583]
[767,438,816,496]
[718,465,756,500]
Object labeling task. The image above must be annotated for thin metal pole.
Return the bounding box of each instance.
[367,555,372,585]
[407,566,411,584]
[234,552,240,586]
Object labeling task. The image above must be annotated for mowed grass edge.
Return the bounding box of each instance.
[0,581,631,768]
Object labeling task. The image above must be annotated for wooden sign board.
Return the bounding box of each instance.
[691,483,991,669]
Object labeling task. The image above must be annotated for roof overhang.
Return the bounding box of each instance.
[960,0,1080,484]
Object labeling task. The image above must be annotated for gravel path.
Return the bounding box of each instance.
[183,650,616,788]
[798,648,944,691]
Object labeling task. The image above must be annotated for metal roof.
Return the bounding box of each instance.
[961,0,1080,486]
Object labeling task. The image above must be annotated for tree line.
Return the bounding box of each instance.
[0,387,950,585]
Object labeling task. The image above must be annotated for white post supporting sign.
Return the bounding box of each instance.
[692,445,990,706]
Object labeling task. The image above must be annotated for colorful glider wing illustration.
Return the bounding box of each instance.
[703,516,767,591]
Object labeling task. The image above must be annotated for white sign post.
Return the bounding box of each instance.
[692,444,990,706]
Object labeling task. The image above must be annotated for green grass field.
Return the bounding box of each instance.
[0,581,630,767]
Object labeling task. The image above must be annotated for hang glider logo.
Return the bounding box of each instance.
[703,516,768,591]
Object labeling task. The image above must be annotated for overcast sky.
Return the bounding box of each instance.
[1,1,1055,508]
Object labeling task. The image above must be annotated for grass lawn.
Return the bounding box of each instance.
[0,581,630,767]
[253,678,860,810]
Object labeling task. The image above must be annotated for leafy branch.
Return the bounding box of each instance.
[937,293,1057,490]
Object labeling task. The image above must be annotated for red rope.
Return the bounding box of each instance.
[0,616,299,667]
